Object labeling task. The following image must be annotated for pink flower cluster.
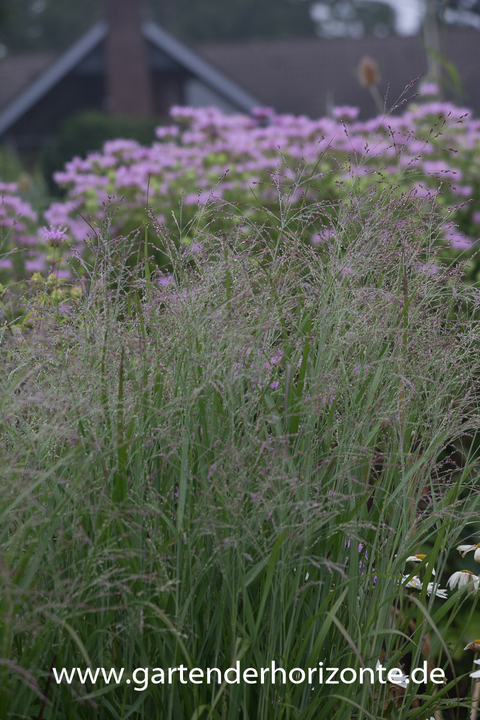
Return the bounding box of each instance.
[43,101,480,261]
[3,97,480,282]
[0,182,41,274]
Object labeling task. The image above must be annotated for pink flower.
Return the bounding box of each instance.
[419,82,439,97]
[40,226,68,248]
[333,106,359,122]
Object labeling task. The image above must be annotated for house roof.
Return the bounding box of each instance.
[143,22,260,112]
[0,52,56,114]
[0,24,478,141]
[0,20,260,139]
[0,23,107,138]
[195,27,480,120]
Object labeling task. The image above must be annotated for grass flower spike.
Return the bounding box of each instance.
[5,97,480,719]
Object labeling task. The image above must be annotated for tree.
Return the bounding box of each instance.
[150,0,400,42]
[443,0,480,27]
[1,0,479,57]
[308,1,396,38]
[0,0,397,53]
[149,0,315,42]
[421,0,480,95]
[0,0,102,54]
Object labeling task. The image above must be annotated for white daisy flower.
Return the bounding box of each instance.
[470,658,480,679]
[402,575,447,598]
[448,570,480,592]
[390,670,410,687]
[426,582,448,599]
[464,640,480,652]
[406,554,436,575]
[457,543,480,562]
[402,574,423,590]
[375,661,409,687]
[406,553,427,562]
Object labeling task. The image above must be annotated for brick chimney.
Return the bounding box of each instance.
[103,0,153,117]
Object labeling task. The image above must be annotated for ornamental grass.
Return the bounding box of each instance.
[2,158,480,719]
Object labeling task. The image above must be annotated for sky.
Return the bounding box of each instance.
[311,0,426,37]
[379,0,424,35]
[371,0,480,34]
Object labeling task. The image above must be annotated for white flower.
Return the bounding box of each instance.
[464,640,480,652]
[457,544,480,562]
[402,576,447,598]
[406,554,436,575]
[406,553,427,563]
[470,658,480,679]
[376,661,410,687]
[426,582,448,599]
[402,574,423,590]
[390,670,410,688]
[293,568,310,582]
[448,570,480,592]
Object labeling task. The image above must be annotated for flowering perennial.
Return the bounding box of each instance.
[0,182,39,276]
[39,100,480,277]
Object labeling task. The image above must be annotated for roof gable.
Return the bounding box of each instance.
[0,23,107,138]
[195,28,480,120]
[0,21,260,139]
[142,22,258,113]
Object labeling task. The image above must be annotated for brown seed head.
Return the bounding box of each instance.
[358,57,380,87]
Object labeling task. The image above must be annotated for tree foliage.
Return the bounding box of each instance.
[150,0,315,42]
[0,0,102,53]
[0,0,396,52]
[0,0,479,55]
[308,1,395,38]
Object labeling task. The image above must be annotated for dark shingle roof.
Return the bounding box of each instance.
[0,52,56,114]
[0,21,260,139]
[0,25,478,134]
[195,27,480,118]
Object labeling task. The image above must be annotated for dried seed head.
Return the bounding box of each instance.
[358,57,380,87]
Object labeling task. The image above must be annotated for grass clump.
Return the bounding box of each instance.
[1,175,480,720]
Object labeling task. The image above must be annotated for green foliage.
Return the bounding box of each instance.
[0,0,102,53]
[42,110,159,192]
[0,146,25,182]
[2,178,480,718]
[154,0,315,42]
[0,0,316,54]
[308,0,396,38]
[2,0,480,57]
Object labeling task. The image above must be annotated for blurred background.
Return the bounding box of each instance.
[0,0,479,187]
